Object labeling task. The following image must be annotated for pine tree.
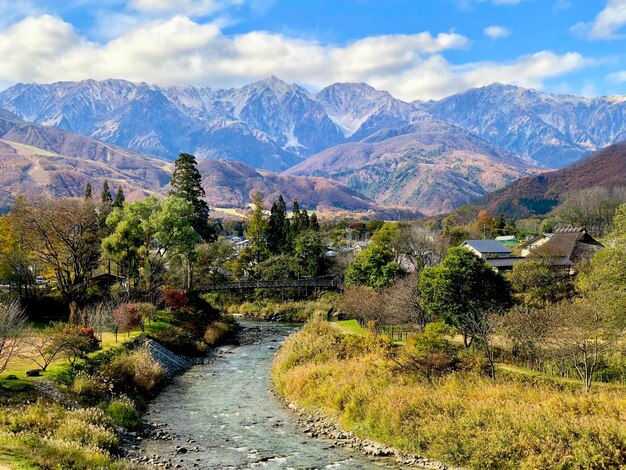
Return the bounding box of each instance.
[309,212,320,231]
[241,191,269,265]
[267,195,289,254]
[170,153,214,242]
[101,180,113,204]
[113,187,125,208]
[84,182,92,199]
[301,209,310,231]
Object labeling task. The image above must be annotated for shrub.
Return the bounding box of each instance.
[55,418,119,452]
[101,348,164,395]
[203,321,231,346]
[152,325,201,356]
[105,397,141,430]
[160,288,187,310]
[70,372,110,405]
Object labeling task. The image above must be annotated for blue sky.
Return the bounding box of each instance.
[0,0,625,100]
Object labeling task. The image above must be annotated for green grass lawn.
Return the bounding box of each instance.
[497,362,626,390]
[330,319,366,336]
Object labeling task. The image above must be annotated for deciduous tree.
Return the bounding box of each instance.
[420,247,512,347]
[12,197,103,304]
[0,300,28,376]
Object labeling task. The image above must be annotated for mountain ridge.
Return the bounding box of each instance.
[0,108,417,218]
[468,142,626,218]
[4,77,626,172]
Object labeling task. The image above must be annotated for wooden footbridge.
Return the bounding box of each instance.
[203,277,341,292]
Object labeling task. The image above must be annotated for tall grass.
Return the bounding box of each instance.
[0,402,132,469]
[225,295,338,322]
[272,321,626,469]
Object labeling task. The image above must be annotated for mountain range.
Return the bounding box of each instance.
[0,108,416,218]
[1,76,626,216]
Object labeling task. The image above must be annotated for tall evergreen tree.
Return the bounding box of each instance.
[101,180,113,204]
[267,195,289,254]
[84,182,92,199]
[240,191,269,266]
[113,187,125,208]
[289,199,302,245]
[301,209,310,231]
[170,153,214,242]
[309,212,320,231]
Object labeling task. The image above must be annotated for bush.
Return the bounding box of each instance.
[160,288,187,310]
[203,321,231,346]
[101,348,165,395]
[55,411,118,452]
[70,372,110,405]
[105,397,141,430]
[152,325,202,356]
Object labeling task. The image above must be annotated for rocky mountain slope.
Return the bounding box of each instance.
[0,109,412,218]
[470,142,626,218]
[425,83,626,168]
[285,120,541,215]
[3,78,626,173]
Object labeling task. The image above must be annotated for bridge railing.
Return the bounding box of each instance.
[204,277,341,291]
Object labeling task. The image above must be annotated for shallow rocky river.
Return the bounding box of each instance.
[136,321,394,469]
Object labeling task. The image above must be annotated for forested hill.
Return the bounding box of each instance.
[467,142,626,218]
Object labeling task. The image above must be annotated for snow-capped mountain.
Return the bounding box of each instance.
[2,76,626,175]
[425,83,626,168]
[315,82,428,140]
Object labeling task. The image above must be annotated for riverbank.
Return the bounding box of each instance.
[129,321,402,468]
[207,294,339,323]
[272,320,626,469]
[283,399,456,469]
[0,305,236,469]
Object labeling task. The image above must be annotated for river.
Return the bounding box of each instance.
[138,321,392,469]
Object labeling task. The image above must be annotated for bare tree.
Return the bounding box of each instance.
[339,285,387,328]
[0,300,28,376]
[383,274,433,330]
[546,301,622,392]
[83,301,114,341]
[557,186,626,236]
[396,223,449,273]
[20,328,64,372]
[500,305,553,371]
[465,309,501,379]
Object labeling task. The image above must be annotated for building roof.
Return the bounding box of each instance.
[485,257,525,268]
[534,231,603,264]
[462,240,512,254]
[495,235,516,241]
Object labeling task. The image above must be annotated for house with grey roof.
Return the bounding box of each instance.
[461,240,523,273]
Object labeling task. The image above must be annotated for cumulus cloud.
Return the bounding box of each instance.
[484,25,511,39]
[0,14,595,100]
[571,0,626,40]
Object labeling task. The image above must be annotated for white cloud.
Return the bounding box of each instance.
[484,25,511,39]
[571,0,626,40]
[128,0,241,17]
[607,70,626,82]
[0,14,595,100]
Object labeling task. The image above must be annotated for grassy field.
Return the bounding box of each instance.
[272,320,626,469]
[1,329,143,383]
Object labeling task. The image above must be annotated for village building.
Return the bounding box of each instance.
[461,240,525,273]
